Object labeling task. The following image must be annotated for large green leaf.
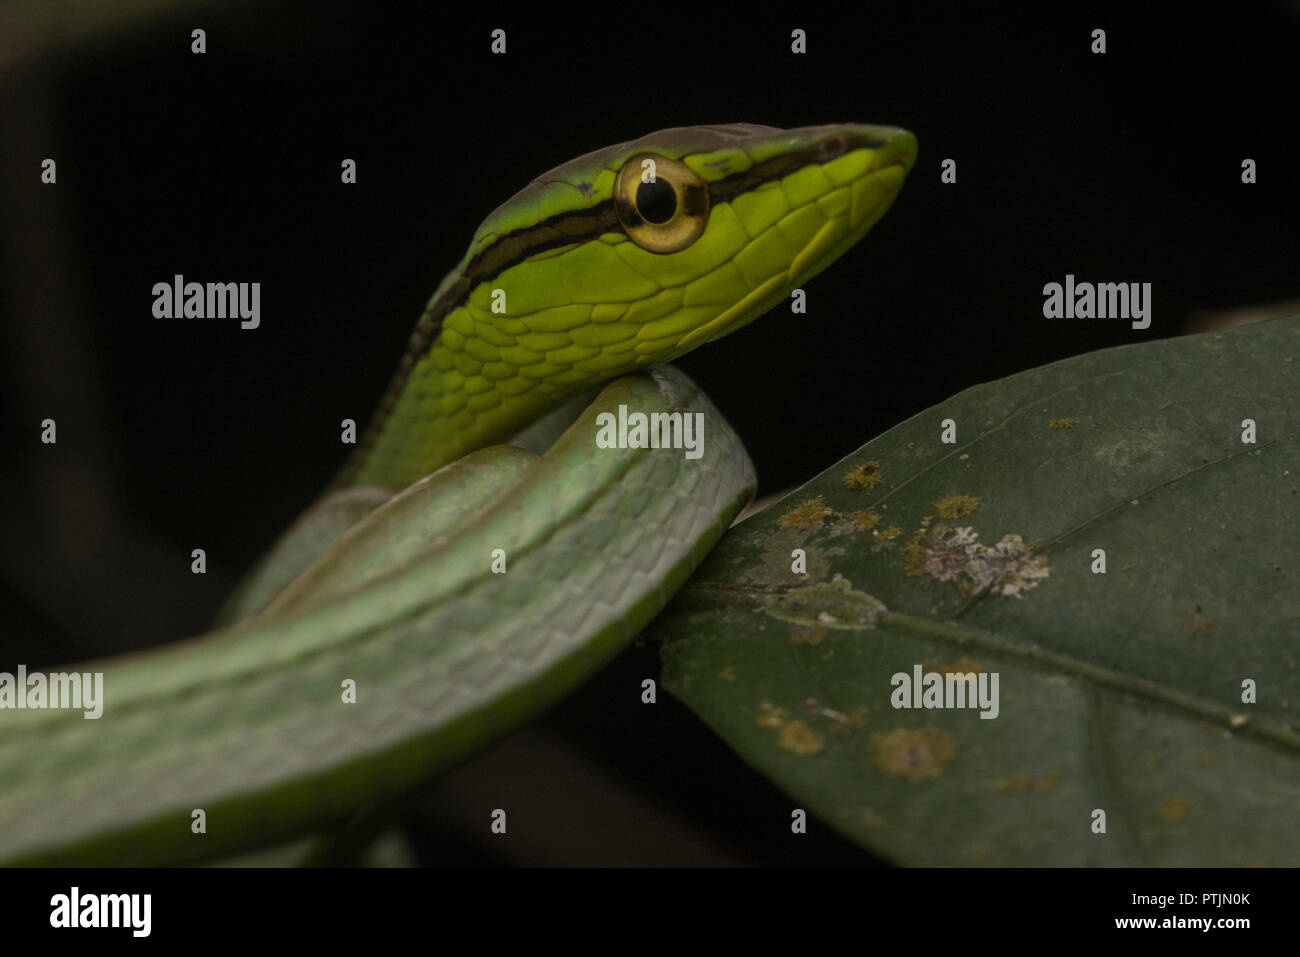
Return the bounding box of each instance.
[657,317,1299,865]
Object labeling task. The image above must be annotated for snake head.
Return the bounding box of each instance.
[348,123,917,487]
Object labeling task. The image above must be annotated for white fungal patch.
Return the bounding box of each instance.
[913,526,1050,598]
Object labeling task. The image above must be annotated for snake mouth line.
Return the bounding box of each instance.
[676,157,912,351]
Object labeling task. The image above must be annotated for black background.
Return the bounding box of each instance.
[1,1,1297,865]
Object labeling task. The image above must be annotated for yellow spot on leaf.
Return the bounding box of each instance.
[790,624,825,645]
[778,721,824,755]
[850,508,880,531]
[1049,417,1077,430]
[1189,616,1214,637]
[869,727,955,780]
[998,774,1031,794]
[777,496,830,529]
[968,841,990,860]
[843,461,883,489]
[1158,796,1188,822]
[877,525,901,540]
[903,532,928,577]
[1037,770,1062,792]
[933,495,980,518]
[717,666,736,682]
[861,810,887,829]
[923,656,985,675]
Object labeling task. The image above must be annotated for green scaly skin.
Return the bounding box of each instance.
[345,123,917,488]
[0,124,915,864]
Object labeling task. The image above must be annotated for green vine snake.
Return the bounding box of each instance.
[0,123,916,864]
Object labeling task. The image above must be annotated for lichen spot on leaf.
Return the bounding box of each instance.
[765,579,888,630]
[933,495,980,518]
[777,496,831,529]
[870,727,956,780]
[843,461,883,489]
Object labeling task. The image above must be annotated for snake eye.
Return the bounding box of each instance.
[614,152,710,253]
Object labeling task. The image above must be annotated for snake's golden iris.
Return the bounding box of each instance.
[613,152,711,253]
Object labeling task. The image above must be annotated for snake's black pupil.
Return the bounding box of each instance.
[636,179,677,224]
